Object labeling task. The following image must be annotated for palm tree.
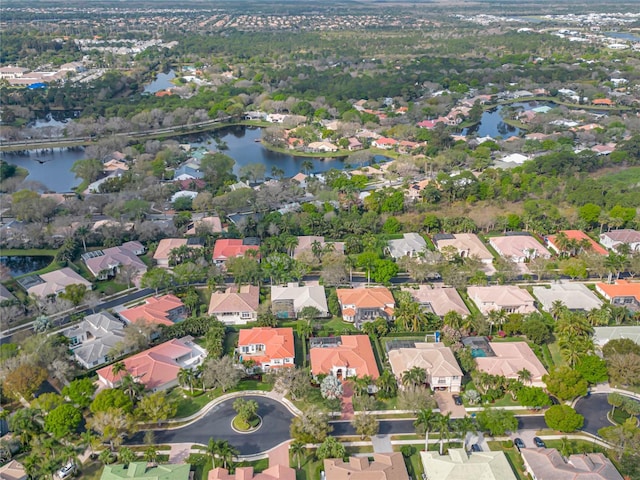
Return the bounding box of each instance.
[120,374,144,402]
[553,232,570,256]
[290,440,306,469]
[517,368,532,385]
[353,375,373,398]
[402,366,427,389]
[111,361,126,378]
[414,408,436,451]
[452,416,476,449]
[550,300,567,321]
[434,412,452,455]
[301,160,313,175]
[178,368,196,394]
[144,446,158,465]
[218,440,239,469]
[376,370,398,398]
[206,438,222,468]
[118,446,137,466]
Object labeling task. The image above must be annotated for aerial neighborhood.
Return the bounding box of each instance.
[2,2,640,480]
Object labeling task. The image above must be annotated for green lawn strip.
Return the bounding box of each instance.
[486,441,528,480]
[224,330,239,356]
[390,447,425,480]
[293,331,307,367]
[547,341,565,366]
[0,248,58,256]
[296,454,323,480]
[458,289,482,317]
[320,316,359,335]
[611,408,631,425]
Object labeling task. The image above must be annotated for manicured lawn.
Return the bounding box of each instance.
[295,454,323,480]
[77,460,103,480]
[0,248,58,256]
[487,441,528,480]
[94,279,128,295]
[318,316,358,335]
[611,408,631,425]
[543,438,607,455]
[548,341,565,366]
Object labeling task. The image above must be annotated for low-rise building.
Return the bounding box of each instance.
[100,462,191,480]
[293,236,344,259]
[209,466,295,480]
[600,229,640,252]
[421,448,517,480]
[212,239,260,265]
[594,326,640,347]
[388,342,463,392]
[596,280,640,311]
[153,238,188,268]
[401,286,469,318]
[21,267,93,298]
[546,230,608,256]
[533,282,603,312]
[472,340,548,387]
[489,235,550,263]
[0,459,28,480]
[97,336,205,391]
[119,294,186,326]
[324,453,409,480]
[336,287,395,328]
[62,311,126,369]
[208,285,260,325]
[271,283,328,319]
[310,335,379,380]
[433,233,494,265]
[467,286,537,315]
[521,449,623,480]
[237,327,295,371]
[385,233,427,259]
[82,241,146,280]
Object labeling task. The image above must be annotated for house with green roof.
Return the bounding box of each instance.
[100,462,190,480]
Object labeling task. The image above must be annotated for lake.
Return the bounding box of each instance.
[0,255,52,277]
[461,106,521,139]
[1,125,371,193]
[144,70,176,94]
[606,32,640,42]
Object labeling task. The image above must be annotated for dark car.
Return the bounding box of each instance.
[514,438,525,451]
[471,443,482,452]
[533,437,546,448]
[452,394,463,406]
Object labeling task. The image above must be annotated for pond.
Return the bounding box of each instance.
[461,106,521,139]
[2,126,377,193]
[0,255,52,277]
[606,32,640,42]
[143,70,176,94]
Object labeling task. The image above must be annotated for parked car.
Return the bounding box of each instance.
[471,443,482,452]
[533,437,546,448]
[452,394,463,406]
[514,438,525,451]
[57,462,76,480]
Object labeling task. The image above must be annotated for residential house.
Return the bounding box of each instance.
[347,137,363,151]
[402,286,469,318]
[22,267,92,298]
[153,238,187,267]
[310,335,379,380]
[594,326,640,348]
[0,284,16,303]
[592,98,614,106]
[119,294,186,326]
[290,172,308,188]
[421,449,517,480]
[388,342,463,392]
[293,236,344,259]
[596,280,640,311]
[237,327,295,371]
[372,137,398,149]
[97,336,206,391]
[212,239,260,266]
[533,282,603,312]
[208,285,260,325]
[489,235,551,263]
[100,462,191,480]
[103,159,129,172]
[0,460,28,480]
[417,119,437,129]
[546,230,608,256]
[336,287,395,327]
[433,233,494,265]
[271,283,328,319]
[385,233,427,260]
[405,179,431,202]
[171,190,198,203]
[467,286,537,315]
[209,466,294,480]
[82,241,147,280]
[62,312,126,369]
[174,164,204,181]
[521,449,623,480]
[600,229,640,252]
[324,453,409,480]
[473,341,548,387]
[186,215,223,236]
[308,141,338,152]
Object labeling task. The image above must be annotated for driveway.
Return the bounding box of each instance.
[129,395,294,455]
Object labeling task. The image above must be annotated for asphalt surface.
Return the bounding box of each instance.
[574,392,640,436]
[129,395,295,455]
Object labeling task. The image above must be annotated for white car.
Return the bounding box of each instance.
[57,462,76,479]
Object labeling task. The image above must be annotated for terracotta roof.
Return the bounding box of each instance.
[208,285,260,315]
[489,235,550,259]
[547,230,608,256]
[324,453,409,480]
[238,327,295,368]
[213,239,259,260]
[475,342,548,386]
[402,286,469,317]
[467,286,537,315]
[119,294,185,326]
[310,335,379,379]
[596,280,640,302]
[208,465,295,480]
[434,233,493,262]
[336,287,395,310]
[0,460,27,480]
[97,337,204,389]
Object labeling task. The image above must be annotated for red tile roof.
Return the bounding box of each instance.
[213,239,259,261]
[547,230,608,256]
[596,280,640,302]
[310,335,379,379]
[119,294,184,326]
[238,327,295,368]
[336,287,395,310]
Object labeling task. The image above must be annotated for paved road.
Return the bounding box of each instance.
[575,392,640,435]
[129,396,294,455]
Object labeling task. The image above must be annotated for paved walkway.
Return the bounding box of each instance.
[371,434,393,453]
[167,443,195,464]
